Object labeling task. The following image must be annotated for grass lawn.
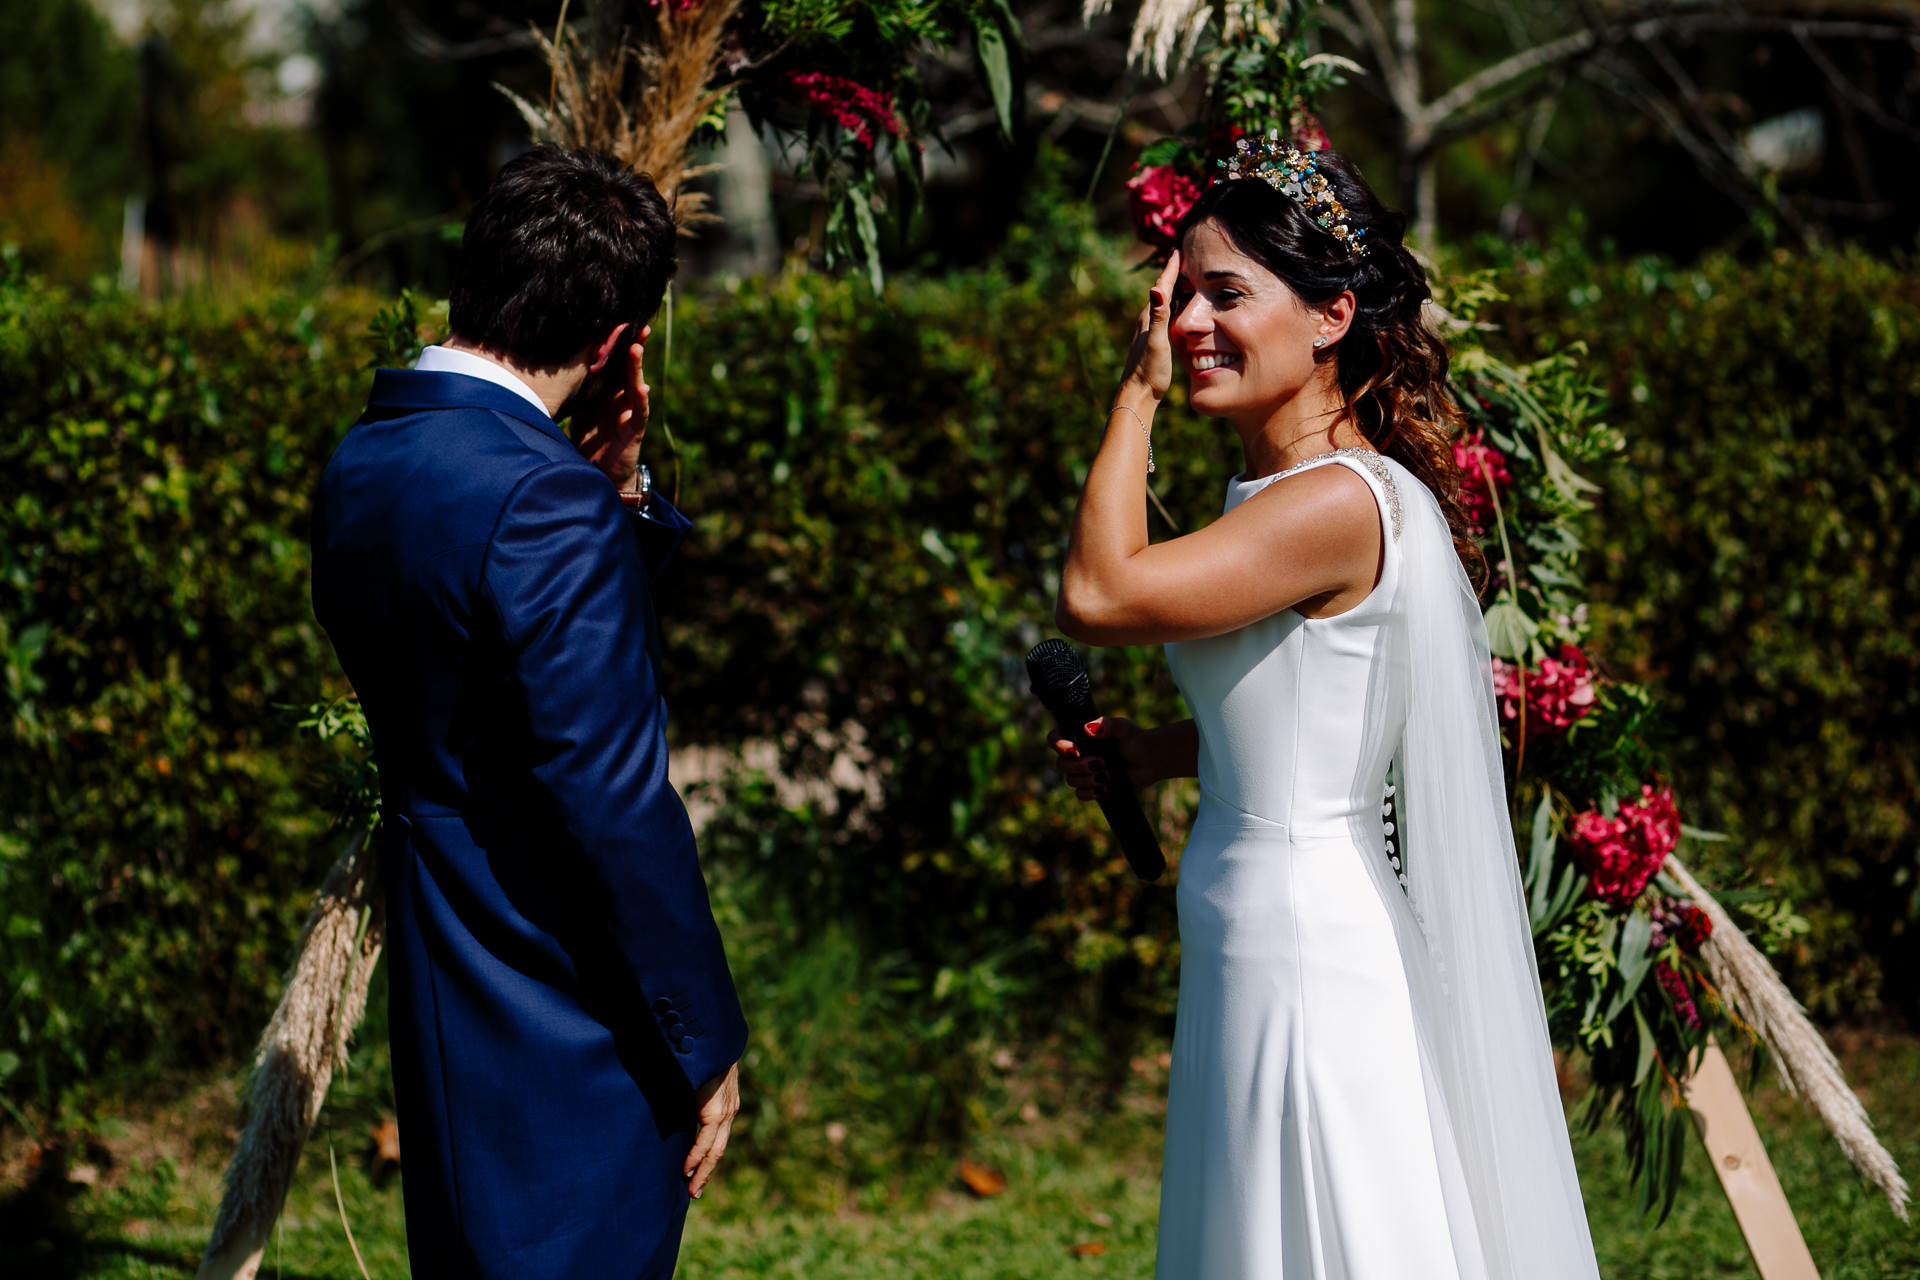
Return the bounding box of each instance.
[7,1034,1916,1278]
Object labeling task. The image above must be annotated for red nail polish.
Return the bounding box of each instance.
[1084,720,1101,737]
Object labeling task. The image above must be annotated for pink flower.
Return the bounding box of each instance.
[787,72,902,151]
[1655,960,1702,1029]
[1289,105,1330,153]
[1126,164,1201,246]
[1454,430,1512,536]
[1568,785,1682,908]
[1490,644,1597,738]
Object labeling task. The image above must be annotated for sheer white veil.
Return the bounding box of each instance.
[1374,455,1601,1280]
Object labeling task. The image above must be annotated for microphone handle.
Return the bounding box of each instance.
[1058,713,1166,883]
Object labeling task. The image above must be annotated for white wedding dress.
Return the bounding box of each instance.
[1156,451,1599,1280]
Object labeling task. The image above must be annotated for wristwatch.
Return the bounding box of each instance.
[620,463,652,512]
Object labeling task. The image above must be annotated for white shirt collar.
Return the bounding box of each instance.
[414,345,552,420]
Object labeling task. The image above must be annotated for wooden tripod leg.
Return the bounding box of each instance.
[1683,1037,1821,1280]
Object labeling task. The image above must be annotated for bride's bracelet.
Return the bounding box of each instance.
[1109,403,1153,474]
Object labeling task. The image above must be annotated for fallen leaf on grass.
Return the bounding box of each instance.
[957,1160,1007,1197]
[371,1115,402,1165]
[1070,1242,1107,1257]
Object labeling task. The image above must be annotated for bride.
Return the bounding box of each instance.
[1051,141,1601,1279]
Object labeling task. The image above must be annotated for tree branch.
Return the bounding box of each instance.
[1414,6,1920,147]
[1582,50,1819,244]
[1794,26,1920,142]
[1499,82,1562,239]
[1343,0,1421,120]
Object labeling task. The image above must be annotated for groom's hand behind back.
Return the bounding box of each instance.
[685,1061,740,1199]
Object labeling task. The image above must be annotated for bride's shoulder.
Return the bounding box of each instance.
[1244,455,1386,521]
[1233,460,1385,551]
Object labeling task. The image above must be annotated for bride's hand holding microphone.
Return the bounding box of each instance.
[1050,716,1159,801]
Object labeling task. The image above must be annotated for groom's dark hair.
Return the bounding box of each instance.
[448,146,678,371]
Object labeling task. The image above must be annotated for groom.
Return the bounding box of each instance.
[311,146,747,1277]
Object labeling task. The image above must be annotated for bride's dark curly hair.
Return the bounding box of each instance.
[1174,153,1485,587]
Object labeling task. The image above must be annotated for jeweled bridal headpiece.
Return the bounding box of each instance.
[1220,131,1368,258]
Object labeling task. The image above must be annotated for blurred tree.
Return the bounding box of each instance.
[1317,0,1920,249]
[1089,1,1920,256]
[0,0,139,277]
[130,0,329,288]
[305,0,562,290]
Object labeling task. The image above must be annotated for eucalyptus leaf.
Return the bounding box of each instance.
[1632,1003,1656,1087]
[1541,439,1601,501]
[974,16,1014,141]
[852,190,884,293]
[1527,790,1556,919]
[1547,863,1583,927]
[1606,911,1654,1022]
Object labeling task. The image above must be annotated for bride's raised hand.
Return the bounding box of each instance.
[1117,251,1183,402]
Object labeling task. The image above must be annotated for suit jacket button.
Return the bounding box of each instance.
[675,1035,694,1054]
[663,1011,684,1029]
[652,997,673,1014]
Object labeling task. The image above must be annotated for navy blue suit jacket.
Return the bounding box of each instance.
[312,369,747,1277]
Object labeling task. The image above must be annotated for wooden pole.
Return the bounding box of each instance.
[1683,1038,1821,1280]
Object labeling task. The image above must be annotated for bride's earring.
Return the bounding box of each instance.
[1312,335,1329,349]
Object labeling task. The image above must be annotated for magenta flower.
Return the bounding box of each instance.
[1454,430,1512,536]
[1655,960,1702,1029]
[787,72,903,151]
[1490,644,1597,739]
[1568,784,1682,908]
[1126,164,1201,247]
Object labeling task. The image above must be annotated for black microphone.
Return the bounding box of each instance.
[1026,639,1166,882]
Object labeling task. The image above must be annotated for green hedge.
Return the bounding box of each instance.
[3,231,1914,1133]
[0,267,375,1112]
[1490,245,1920,1016]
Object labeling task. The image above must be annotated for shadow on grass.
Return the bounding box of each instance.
[0,1177,332,1280]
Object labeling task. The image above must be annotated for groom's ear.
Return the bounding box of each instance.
[584,323,632,376]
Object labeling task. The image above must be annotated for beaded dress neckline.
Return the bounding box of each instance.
[1231,446,1401,540]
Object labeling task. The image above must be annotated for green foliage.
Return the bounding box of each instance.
[1489,243,1920,1019]
[737,0,1023,287]
[0,274,374,1115]
[3,234,1914,1222]
[298,695,378,838]
[1207,6,1357,138]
